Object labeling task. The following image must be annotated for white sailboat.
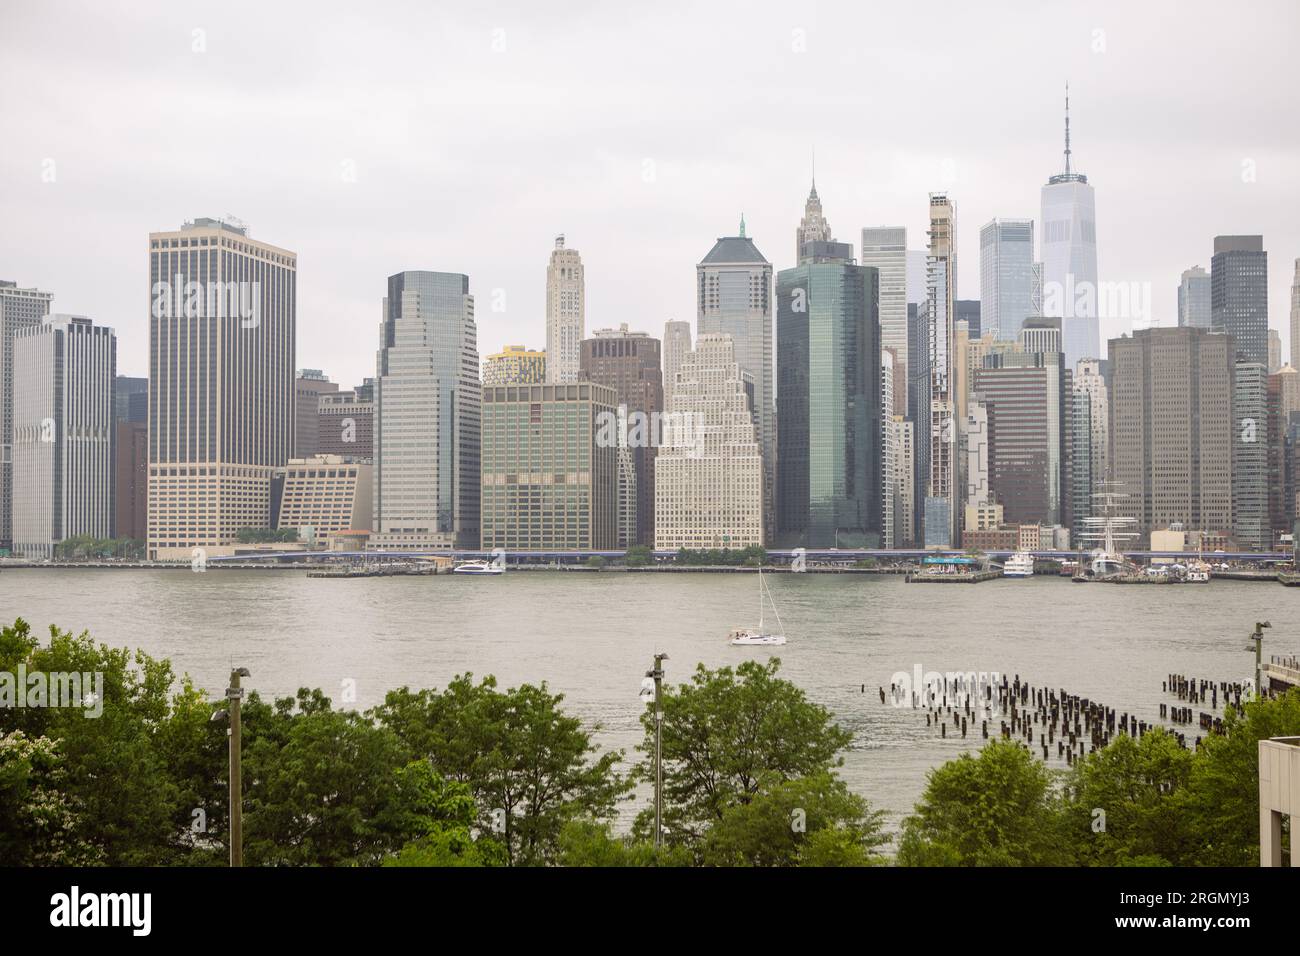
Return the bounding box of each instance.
[728,567,787,646]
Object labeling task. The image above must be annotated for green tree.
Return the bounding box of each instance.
[1063,728,1196,866]
[898,739,1070,866]
[624,545,653,568]
[374,676,628,865]
[240,689,424,866]
[0,619,194,864]
[0,730,102,865]
[1186,689,1300,866]
[557,820,692,867]
[633,658,853,847]
[700,771,887,867]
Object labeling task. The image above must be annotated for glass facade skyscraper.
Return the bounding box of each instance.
[979,219,1036,342]
[775,251,882,548]
[1211,235,1268,367]
[373,270,480,549]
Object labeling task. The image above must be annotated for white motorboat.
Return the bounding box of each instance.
[1185,560,1211,583]
[1002,552,1035,578]
[453,560,504,575]
[729,567,787,646]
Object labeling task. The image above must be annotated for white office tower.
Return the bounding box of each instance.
[980,219,1037,342]
[697,219,774,530]
[12,316,116,558]
[147,218,296,560]
[373,271,480,550]
[654,334,763,550]
[924,193,958,548]
[862,227,909,415]
[662,319,693,411]
[1070,358,1108,537]
[0,280,53,550]
[546,235,585,384]
[1040,86,1099,369]
[881,349,914,547]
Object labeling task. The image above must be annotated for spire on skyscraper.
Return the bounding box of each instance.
[1064,82,1072,176]
[739,213,746,238]
[1048,83,1087,185]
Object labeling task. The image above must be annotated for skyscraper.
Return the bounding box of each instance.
[580,324,663,548]
[881,350,914,548]
[318,380,375,460]
[1269,330,1282,375]
[1071,358,1108,539]
[979,219,1037,342]
[147,218,296,560]
[697,219,774,529]
[973,351,1071,528]
[0,280,52,551]
[295,369,338,458]
[796,178,833,263]
[12,316,116,558]
[480,382,617,551]
[1040,87,1099,369]
[906,301,929,548]
[1178,266,1212,329]
[1232,361,1270,550]
[775,240,882,548]
[861,227,908,415]
[654,334,763,550]
[1211,235,1268,366]
[372,270,480,550]
[546,235,584,384]
[1291,259,1300,366]
[924,192,958,547]
[661,319,692,409]
[1109,327,1233,541]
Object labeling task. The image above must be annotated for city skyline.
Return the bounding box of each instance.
[3,2,1299,391]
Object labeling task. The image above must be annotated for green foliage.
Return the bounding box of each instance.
[898,739,1071,866]
[673,546,767,567]
[623,545,653,568]
[584,555,607,569]
[50,536,144,561]
[373,676,629,866]
[700,772,887,867]
[0,730,102,865]
[1063,728,1196,866]
[634,658,854,849]
[852,558,878,569]
[557,820,691,867]
[0,618,198,864]
[1183,689,1300,866]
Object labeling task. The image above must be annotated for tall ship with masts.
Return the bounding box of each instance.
[1076,483,1138,579]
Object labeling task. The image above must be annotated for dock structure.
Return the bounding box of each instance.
[905,554,998,583]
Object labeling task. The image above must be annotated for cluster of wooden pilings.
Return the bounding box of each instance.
[876,670,1249,765]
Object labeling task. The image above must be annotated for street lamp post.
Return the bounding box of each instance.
[1247,622,1270,700]
[211,666,251,867]
[647,653,668,848]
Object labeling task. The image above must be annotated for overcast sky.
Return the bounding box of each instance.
[2,0,1298,386]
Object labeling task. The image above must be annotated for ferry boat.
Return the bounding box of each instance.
[1185,560,1211,584]
[453,560,504,576]
[1002,552,1035,578]
[729,567,787,646]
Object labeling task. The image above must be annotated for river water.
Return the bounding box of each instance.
[2,568,1294,833]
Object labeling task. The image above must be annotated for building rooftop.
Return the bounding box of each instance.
[700,236,769,266]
